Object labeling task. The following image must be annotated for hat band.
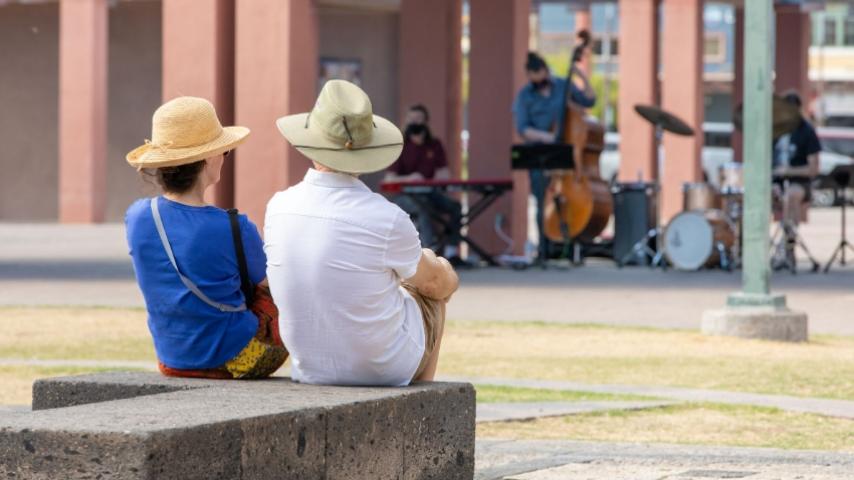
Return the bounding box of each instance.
[291,142,402,152]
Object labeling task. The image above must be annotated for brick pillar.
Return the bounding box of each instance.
[162,0,235,208]
[468,0,530,256]
[399,0,463,176]
[661,0,704,221]
[733,5,744,164]
[775,4,811,101]
[617,0,658,183]
[234,0,318,225]
[58,0,108,223]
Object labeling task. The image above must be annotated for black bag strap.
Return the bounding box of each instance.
[227,208,255,306]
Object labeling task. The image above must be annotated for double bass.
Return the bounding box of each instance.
[543,30,613,243]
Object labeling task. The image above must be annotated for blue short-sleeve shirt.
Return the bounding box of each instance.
[125,196,266,370]
[513,76,596,137]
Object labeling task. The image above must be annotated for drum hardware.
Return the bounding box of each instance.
[823,165,854,273]
[770,221,820,274]
[617,105,695,269]
[770,179,820,274]
[663,209,736,271]
[683,182,721,211]
[613,182,658,267]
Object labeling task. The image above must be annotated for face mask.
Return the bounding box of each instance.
[532,78,551,91]
[406,123,426,137]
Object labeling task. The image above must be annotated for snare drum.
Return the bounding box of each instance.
[683,182,721,211]
[663,209,735,270]
[720,162,744,194]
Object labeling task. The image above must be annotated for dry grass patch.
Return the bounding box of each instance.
[0,306,153,361]
[0,366,138,406]
[441,322,854,400]
[477,403,854,452]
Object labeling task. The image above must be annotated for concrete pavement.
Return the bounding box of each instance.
[1,208,852,333]
[476,440,854,480]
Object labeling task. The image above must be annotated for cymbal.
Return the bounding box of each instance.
[634,105,695,136]
[733,95,801,139]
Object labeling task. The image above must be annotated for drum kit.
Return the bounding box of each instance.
[619,105,767,271]
[664,164,743,271]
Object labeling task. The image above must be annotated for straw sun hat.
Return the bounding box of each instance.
[126,96,249,169]
[276,80,403,174]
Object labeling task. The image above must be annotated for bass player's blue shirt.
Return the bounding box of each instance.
[512,76,596,137]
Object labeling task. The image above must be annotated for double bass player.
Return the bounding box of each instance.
[512,50,596,263]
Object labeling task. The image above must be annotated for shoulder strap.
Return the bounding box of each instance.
[150,197,246,313]
[227,208,255,305]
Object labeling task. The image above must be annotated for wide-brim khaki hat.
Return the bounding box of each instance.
[126,96,250,169]
[276,80,403,174]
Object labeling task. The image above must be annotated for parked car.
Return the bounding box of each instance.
[599,122,734,185]
[814,127,854,206]
[599,123,854,206]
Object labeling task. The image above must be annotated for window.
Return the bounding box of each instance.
[704,33,726,63]
[592,36,618,57]
[844,18,854,45]
[824,17,838,46]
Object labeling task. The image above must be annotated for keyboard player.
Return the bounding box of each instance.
[385,104,467,267]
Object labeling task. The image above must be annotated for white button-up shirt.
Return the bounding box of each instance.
[264,169,425,386]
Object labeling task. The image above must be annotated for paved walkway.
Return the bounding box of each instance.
[476,439,854,480]
[476,400,678,423]
[445,376,854,420]
[2,211,853,334]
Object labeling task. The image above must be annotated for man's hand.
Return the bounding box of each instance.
[405,249,459,302]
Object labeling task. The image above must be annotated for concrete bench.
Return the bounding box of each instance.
[0,372,475,480]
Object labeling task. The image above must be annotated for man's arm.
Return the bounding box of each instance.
[521,128,556,144]
[405,248,459,301]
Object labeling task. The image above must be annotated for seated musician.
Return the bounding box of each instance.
[385,104,468,267]
[512,51,596,261]
[772,91,821,228]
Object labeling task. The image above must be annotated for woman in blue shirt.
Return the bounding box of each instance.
[124,96,287,379]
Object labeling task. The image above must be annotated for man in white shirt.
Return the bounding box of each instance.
[265,80,458,386]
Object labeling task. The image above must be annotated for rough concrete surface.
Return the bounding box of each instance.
[2,211,853,335]
[701,306,809,342]
[475,439,854,480]
[0,372,476,480]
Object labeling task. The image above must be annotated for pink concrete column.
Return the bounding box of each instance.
[234,0,318,225]
[733,5,744,164]
[162,0,235,208]
[575,7,591,75]
[661,0,704,221]
[399,0,463,176]
[775,4,811,101]
[58,0,108,223]
[468,0,530,256]
[617,0,658,183]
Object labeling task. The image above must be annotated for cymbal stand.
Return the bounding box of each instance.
[824,178,853,273]
[770,181,820,274]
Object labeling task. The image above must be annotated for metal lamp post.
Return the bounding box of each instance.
[701,0,808,342]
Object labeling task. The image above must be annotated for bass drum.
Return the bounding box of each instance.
[663,210,735,270]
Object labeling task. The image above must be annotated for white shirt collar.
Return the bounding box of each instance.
[303,168,369,191]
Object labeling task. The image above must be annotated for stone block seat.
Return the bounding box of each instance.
[0,372,475,479]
